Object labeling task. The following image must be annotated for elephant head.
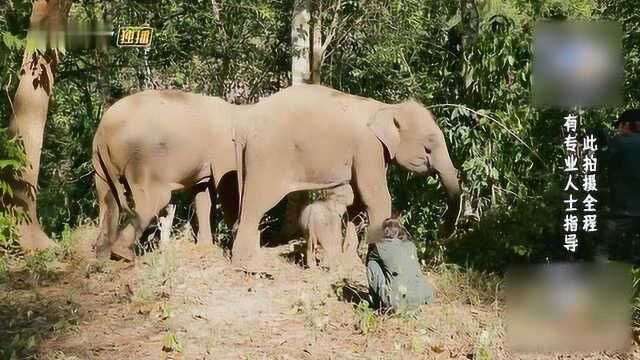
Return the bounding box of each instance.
[368,100,461,235]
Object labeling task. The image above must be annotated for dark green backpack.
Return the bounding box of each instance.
[366,240,433,312]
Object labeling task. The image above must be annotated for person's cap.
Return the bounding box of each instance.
[615,109,640,126]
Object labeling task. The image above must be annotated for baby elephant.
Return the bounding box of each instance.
[299,184,357,268]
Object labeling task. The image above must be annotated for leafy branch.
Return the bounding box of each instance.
[428,103,545,165]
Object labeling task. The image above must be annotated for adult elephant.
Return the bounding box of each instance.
[232,85,460,270]
[92,85,460,268]
[91,90,239,261]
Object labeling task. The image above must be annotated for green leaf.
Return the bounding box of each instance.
[445,12,461,30]
[2,31,14,48]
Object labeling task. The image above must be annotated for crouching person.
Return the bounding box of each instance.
[366,217,433,313]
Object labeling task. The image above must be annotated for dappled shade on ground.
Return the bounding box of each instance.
[0,225,638,359]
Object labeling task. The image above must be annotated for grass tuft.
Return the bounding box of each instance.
[353,300,378,335]
[162,331,184,353]
[431,263,502,307]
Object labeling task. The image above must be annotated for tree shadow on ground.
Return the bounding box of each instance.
[0,289,81,359]
[332,278,370,305]
[278,238,306,268]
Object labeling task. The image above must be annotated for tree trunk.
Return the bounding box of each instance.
[282,0,321,240]
[309,1,322,84]
[7,0,73,250]
[291,0,311,85]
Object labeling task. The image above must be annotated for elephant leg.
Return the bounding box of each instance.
[342,221,361,267]
[94,176,118,260]
[111,182,172,261]
[361,189,391,244]
[232,179,287,270]
[353,159,391,244]
[347,183,367,230]
[319,219,342,269]
[305,229,316,268]
[194,182,215,247]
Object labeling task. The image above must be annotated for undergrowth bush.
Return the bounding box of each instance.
[0,129,27,258]
[444,181,572,274]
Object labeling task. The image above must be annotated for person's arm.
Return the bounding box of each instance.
[366,257,386,309]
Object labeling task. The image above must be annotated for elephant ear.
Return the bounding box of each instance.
[367,107,400,159]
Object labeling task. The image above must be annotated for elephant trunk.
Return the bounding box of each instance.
[431,138,461,237]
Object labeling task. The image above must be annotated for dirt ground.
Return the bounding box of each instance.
[1,225,639,360]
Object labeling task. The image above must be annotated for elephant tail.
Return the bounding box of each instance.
[95,145,130,215]
[233,130,247,224]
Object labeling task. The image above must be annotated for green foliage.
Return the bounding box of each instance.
[474,329,496,360]
[0,3,29,255]
[24,249,57,282]
[0,0,638,273]
[447,189,560,273]
[324,0,637,272]
[0,334,36,360]
[0,130,27,198]
[0,256,7,283]
[161,331,184,353]
[159,302,172,321]
[431,262,502,306]
[0,129,27,252]
[353,300,378,335]
[54,224,78,260]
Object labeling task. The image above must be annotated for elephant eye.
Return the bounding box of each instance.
[393,118,401,129]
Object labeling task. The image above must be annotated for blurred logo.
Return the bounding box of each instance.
[532,21,622,108]
[116,26,153,48]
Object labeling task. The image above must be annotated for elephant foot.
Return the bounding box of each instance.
[110,242,135,262]
[231,248,267,273]
[306,258,317,269]
[339,252,363,271]
[18,223,57,251]
[196,234,214,248]
[318,258,336,271]
[95,244,111,260]
[231,235,260,266]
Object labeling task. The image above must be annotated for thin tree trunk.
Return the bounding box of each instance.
[309,1,322,84]
[7,0,73,250]
[291,0,311,85]
[281,0,316,240]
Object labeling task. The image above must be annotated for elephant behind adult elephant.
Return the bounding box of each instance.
[232,85,461,270]
[91,90,240,260]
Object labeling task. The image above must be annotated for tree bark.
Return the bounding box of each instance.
[291,0,311,85]
[281,0,317,240]
[309,1,322,84]
[7,0,73,250]
[283,0,336,238]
